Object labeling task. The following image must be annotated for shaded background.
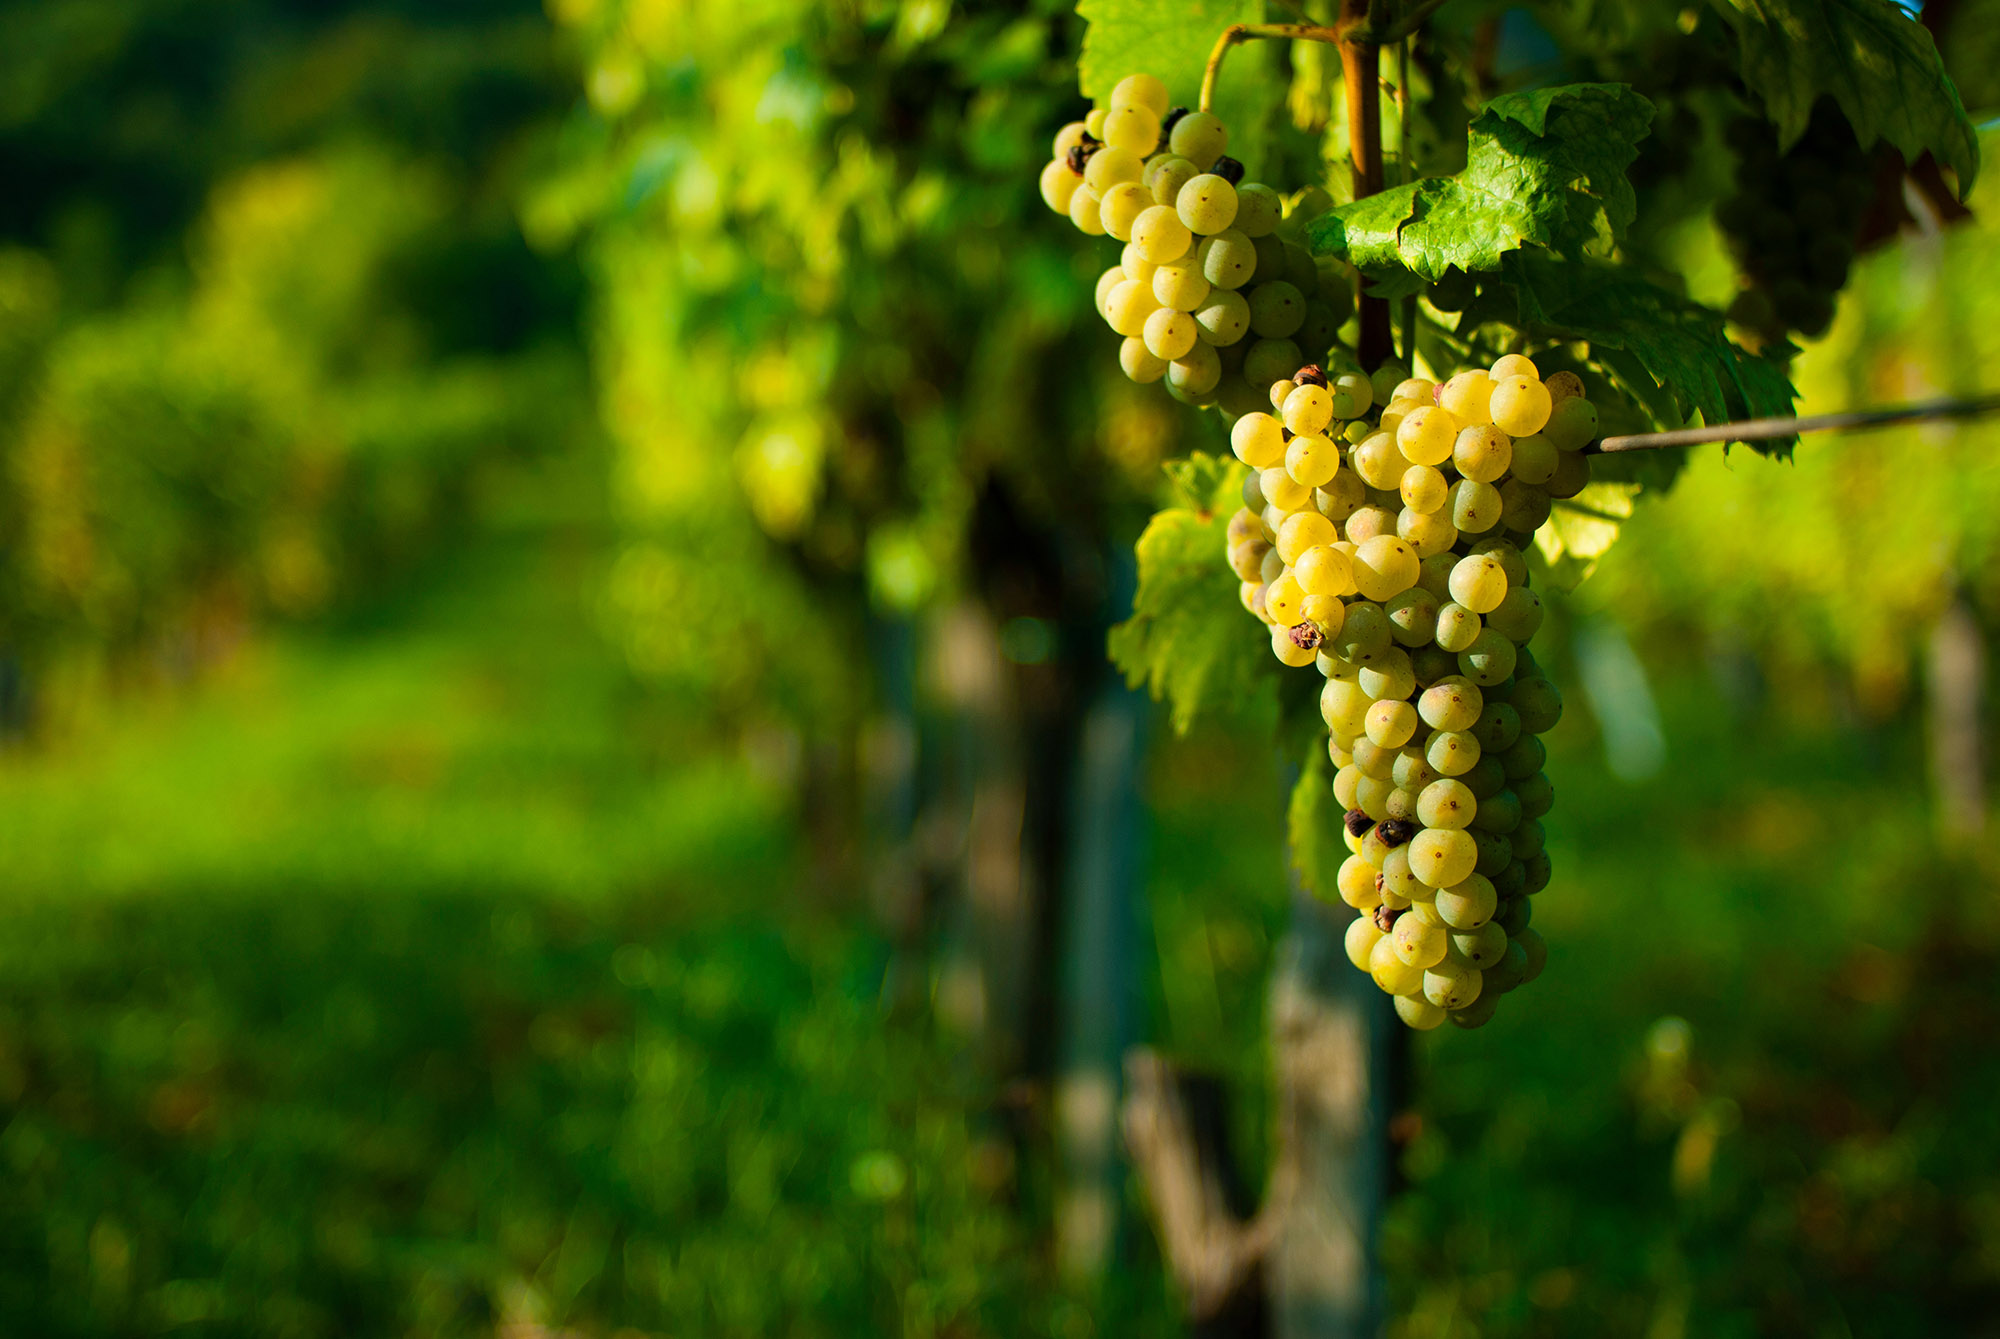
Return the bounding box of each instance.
[0,0,1997,1335]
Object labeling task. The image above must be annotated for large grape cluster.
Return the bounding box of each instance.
[1226,357,1599,1029]
[1715,104,1871,343]
[1038,74,1354,416]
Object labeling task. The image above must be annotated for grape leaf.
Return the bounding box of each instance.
[1075,0,1272,171]
[1307,84,1655,299]
[1107,453,1277,733]
[1535,481,1640,589]
[1499,252,1797,441]
[1286,746,1346,903]
[1708,0,1979,193]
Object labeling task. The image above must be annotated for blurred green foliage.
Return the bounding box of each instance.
[0,0,589,700]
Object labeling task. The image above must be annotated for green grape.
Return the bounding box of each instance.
[1409,827,1478,888]
[1494,887,1530,930]
[1352,736,1397,779]
[1194,288,1250,345]
[1468,787,1520,834]
[1343,504,1396,543]
[1395,993,1447,1029]
[1352,535,1419,602]
[1104,279,1159,337]
[1369,933,1424,996]
[1500,734,1546,781]
[1246,281,1306,339]
[1458,627,1518,686]
[1398,507,1458,560]
[1084,144,1146,194]
[1231,412,1285,468]
[1498,479,1552,531]
[1338,853,1382,909]
[1435,602,1482,653]
[1131,204,1193,263]
[1340,599,1392,649]
[1168,110,1228,168]
[1451,921,1508,970]
[1453,424,1513,483]
[1365,698,1419,749]
[1275,511,1336,562]
[1217,375,1268,417]
[1516,927,1548,982]
[1461,755,1507,800]
[1546,448,1592,500]
[1110,72,1170,115]
[1472,828,1512,874]
[1345,915,1385,970]
[1384,587,1440,648]
[1152,259,1211,312]
[1449,553,1509,613]
[1168,337,1224,395]
[1544,370,1584,403]
[1426,728,1481,777]
[1511,677,1563,734]
[1176,174,1239,234]
[1484,939,1529,994]
[1410,644,1457,687]
[1102,103,1160,156]
[1143,307,1198,360]
[1351,432,1413,492]
[1416,552,1456,600]
[1296,543,1354,596]
[1416,777,1475,829]
[1448,995,1500,1029]
[1508,433,1559,485]
[1197,230,1257,290]
[1439,369,1495,425]
[1543,396,1599,451]
[1358,658,1414,710]
[1283,383,1335,435]
[1521,851,1552,895]
[1470,701,1521,753]
[1233,182,1282,236]
[1393,914,1448,969]
[1068,183,1106,235]
[1242,338,1303,388]
[1333,763,1364,810]
[1381,844,1426,901]
[1315,470,1366,525]
[1401,465,1449,514]
[1145,153,1199,206]
[1489,374,1552,436]
[1423,963,1482,1010]
[1418,676,1482,731]
[1510,818,1545,860]
[1294,304,1341,359]
[1484,587,1544,643]
[1095,265,1128,315]
[1514,771,1554,819]
[1119,337,1167,384]
[1392,747,1442,794]
[1448,478,1502,533]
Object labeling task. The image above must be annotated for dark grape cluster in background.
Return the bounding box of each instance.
[1717,102,1873,343]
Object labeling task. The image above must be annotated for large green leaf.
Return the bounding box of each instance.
[1107,453,1276,734]
[1307,84,1655,298]
[1709,0,1979,192]
[1499,252,1797,440]
[1287,746,1346,903]
[1076,0,1271,170]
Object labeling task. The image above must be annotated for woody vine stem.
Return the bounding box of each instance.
[1198,1,1403,365]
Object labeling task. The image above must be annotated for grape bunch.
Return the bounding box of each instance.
[1715,104,1871,343]
[1225,357,1601,1030]
[1038,73,1354,416]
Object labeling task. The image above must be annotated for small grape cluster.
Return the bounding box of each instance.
[1226,357,1601,1029]
[1038,74,1354,415]
[1716,105,1870,342]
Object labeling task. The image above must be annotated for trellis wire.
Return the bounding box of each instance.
[1592,392,2000,453]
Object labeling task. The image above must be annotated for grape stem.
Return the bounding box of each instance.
[1591,392,2000,453]
[1199,24,1342,114]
